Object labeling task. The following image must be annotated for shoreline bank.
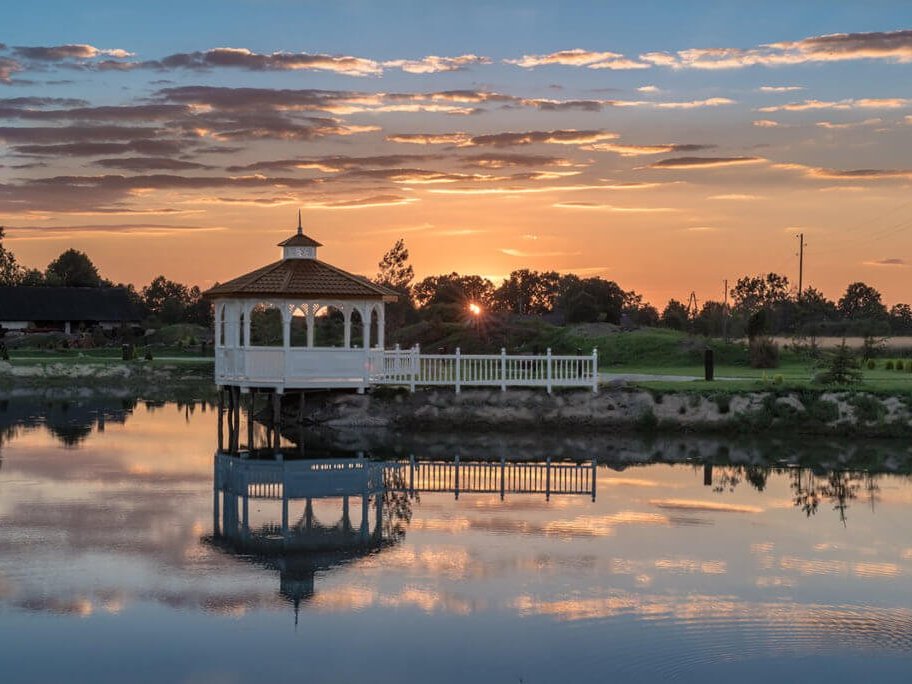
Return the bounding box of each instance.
[1,361,910,436]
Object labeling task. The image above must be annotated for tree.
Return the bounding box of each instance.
[837,282,887,321]
[45,249,102,287]
[19,268,46,286]
[142,275,193,324]
[661,299,690,330]
[731,273,790,316]
[492,269,560,315]
[889,303,912,334]
[563,290,600,323]
[0,227,22,285]
[413,273,495,308]
[795,287,837,331]
[375,239,416,335]
[557,276,626,324]
[375,239,414,294]
[693,301,728,337]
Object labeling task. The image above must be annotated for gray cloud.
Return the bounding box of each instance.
[0,57,23,84]
[225,154,443,173]
[649,156,764,169]
[643,29,912,69]
[0,173,318,213]
[0,96,89,107]
[12,139,187,157]
[0,125,161,144]
[866,258,907,266]
[11,44,132,61]
[0,103,192,121]
[93,157,213,171]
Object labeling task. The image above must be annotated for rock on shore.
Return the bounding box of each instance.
[293,387,912,436]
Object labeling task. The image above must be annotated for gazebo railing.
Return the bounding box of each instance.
[216,344,599,393]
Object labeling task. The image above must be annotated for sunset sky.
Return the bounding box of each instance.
[2,1,912,307]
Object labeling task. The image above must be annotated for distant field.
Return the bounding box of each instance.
[770,336,912,351]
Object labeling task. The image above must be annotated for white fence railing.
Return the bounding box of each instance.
[370,345,598,393]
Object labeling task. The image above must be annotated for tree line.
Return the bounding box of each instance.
[2,229,908,336]
[0,227,210,327]
[375,240,912,337]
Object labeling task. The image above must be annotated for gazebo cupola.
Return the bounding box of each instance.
[203,212,398,391]
[279,211,322,260]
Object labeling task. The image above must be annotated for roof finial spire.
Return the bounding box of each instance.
[297,209,303,235]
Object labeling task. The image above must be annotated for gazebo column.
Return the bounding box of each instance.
[306,303,315,348]
[377,304,386,350]
[233,302,243,348]
[281,303,291,349]
[242,301,251,347]
[359,303,371,349]
[343,305,352,348]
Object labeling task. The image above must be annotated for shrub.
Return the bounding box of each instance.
[808,398,840,423]
[144,348,153,361]
[713,394,731,414]
[773,374,784,385]
[895,360,905,371]
[885,360,894,370]
[635,408,658,431]
[749,336,780,369]
[861,335,886,361]
[852,394,885,423]
[866,359,876,370]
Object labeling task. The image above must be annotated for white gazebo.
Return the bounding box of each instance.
[207,213,599,397]
[204,213,398,391]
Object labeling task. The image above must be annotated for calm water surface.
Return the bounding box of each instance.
[1,400,911,683]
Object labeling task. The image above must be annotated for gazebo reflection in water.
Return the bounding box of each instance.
[208,440,597,621]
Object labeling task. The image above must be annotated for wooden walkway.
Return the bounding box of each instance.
[371,346,599,393]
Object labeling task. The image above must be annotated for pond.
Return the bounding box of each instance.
[1,399,911,683]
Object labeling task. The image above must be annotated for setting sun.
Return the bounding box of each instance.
[468,303,483,316]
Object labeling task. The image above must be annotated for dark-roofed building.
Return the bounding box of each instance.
[0,286,142,334]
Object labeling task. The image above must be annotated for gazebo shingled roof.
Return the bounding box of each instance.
[203,258,398,300]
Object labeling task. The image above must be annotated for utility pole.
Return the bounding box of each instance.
[796,232,805,301]
[722,279,729,341]
[686,291,698,334]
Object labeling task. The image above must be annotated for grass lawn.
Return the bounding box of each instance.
[622,363,912,394]
[6,348,213,366]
